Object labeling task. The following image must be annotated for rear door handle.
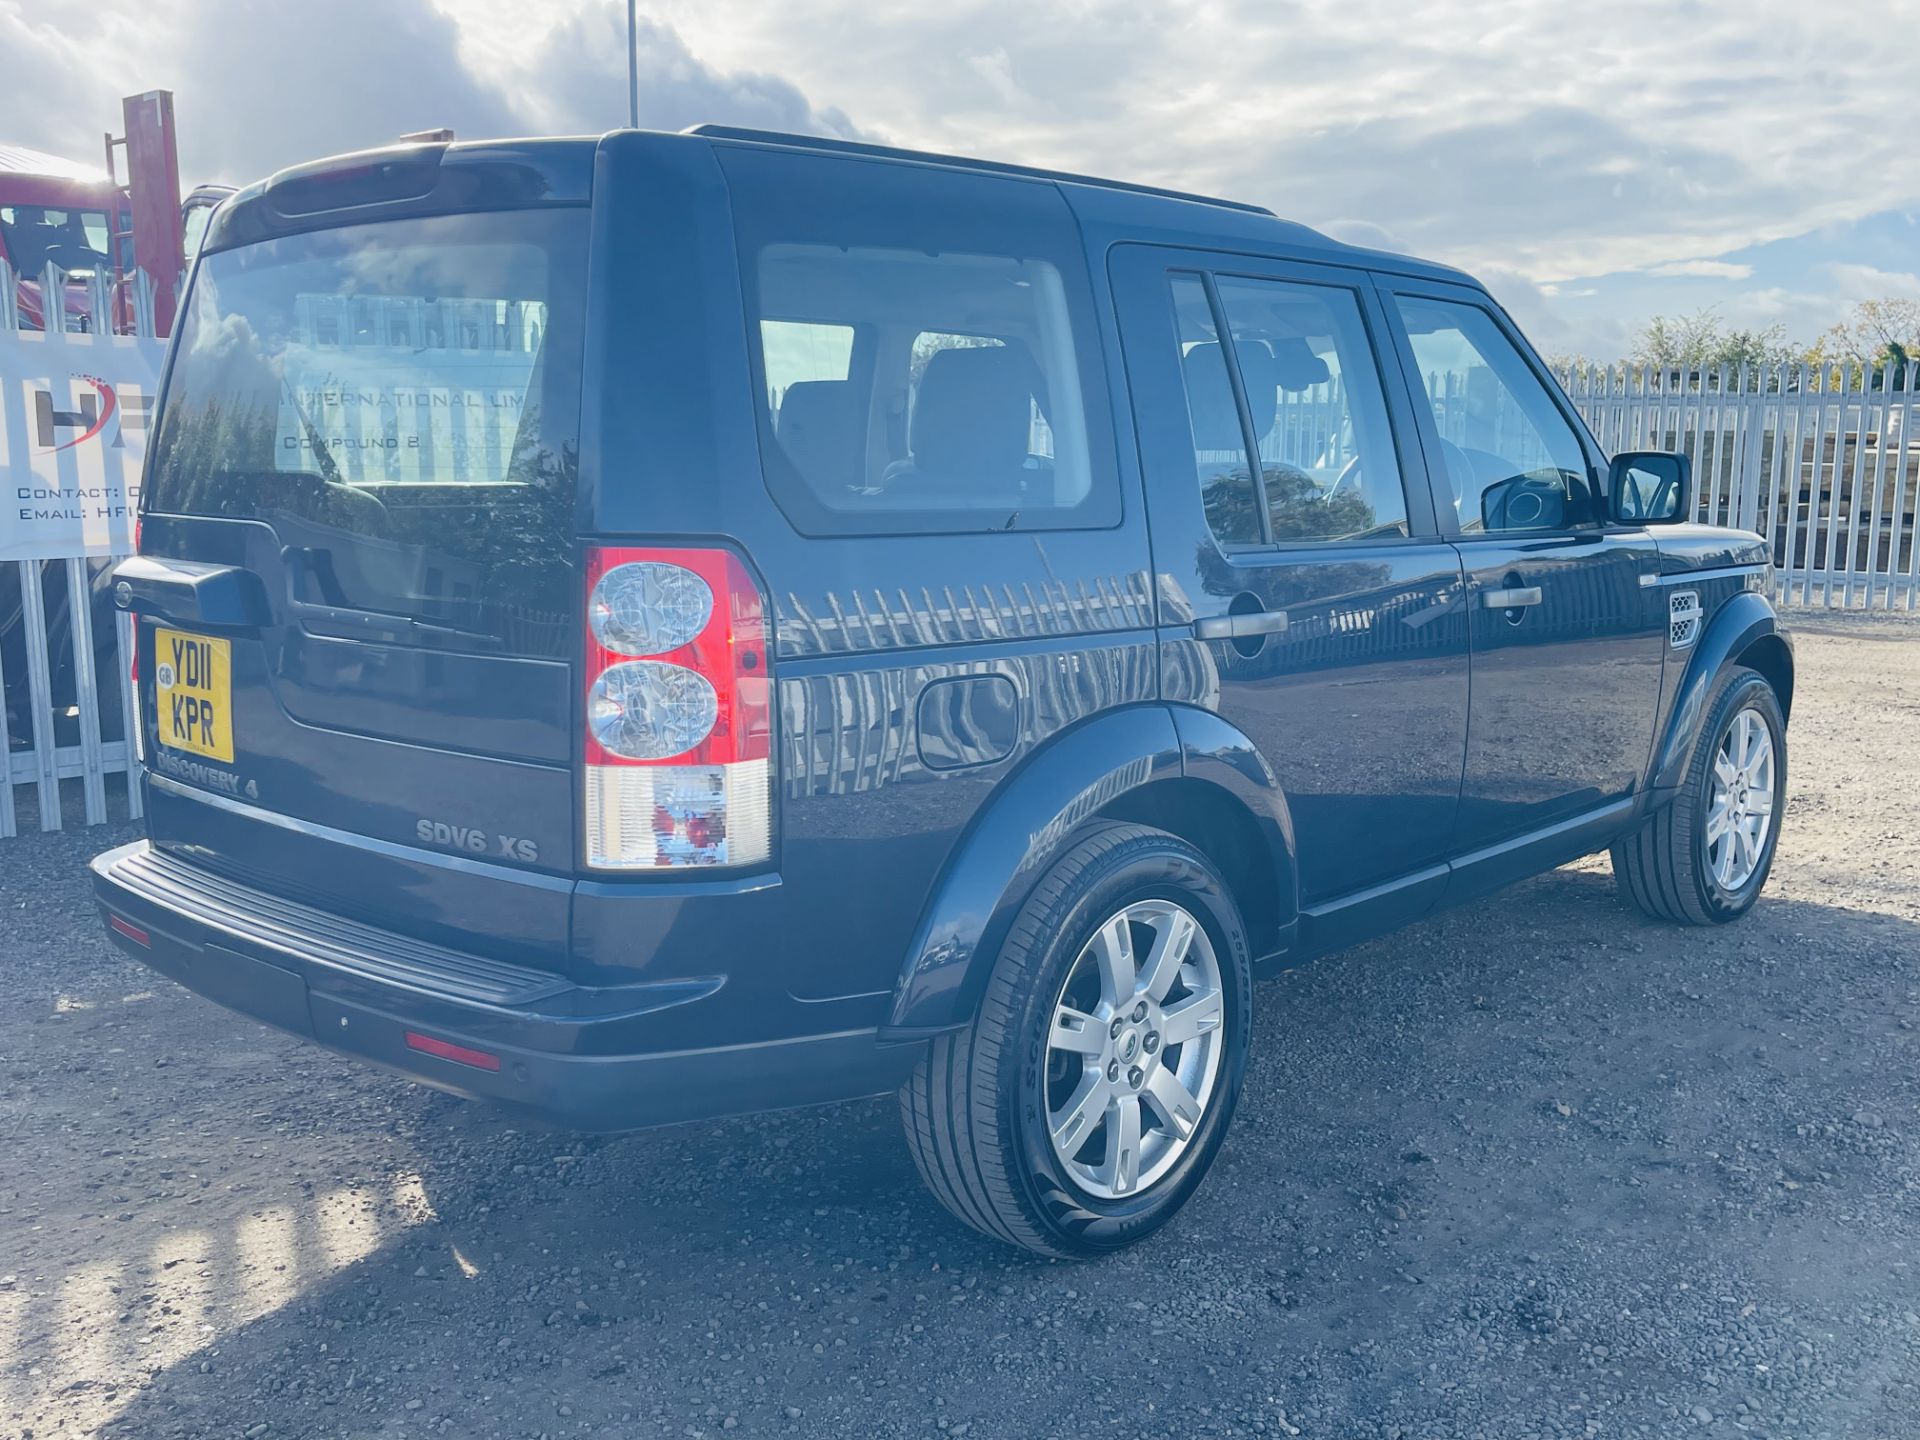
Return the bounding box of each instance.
[1194,610,1289,641]
[1481,586,1543,609]
[112,554,270,628]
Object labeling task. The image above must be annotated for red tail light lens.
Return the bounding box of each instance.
[582,547,772,870]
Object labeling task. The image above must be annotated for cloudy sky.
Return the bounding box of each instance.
[6,0,1917,359]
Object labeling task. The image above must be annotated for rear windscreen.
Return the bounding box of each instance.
[146,209,587,656]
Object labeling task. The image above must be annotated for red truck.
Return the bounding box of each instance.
[3,93,228,335]
[0,143,135,331]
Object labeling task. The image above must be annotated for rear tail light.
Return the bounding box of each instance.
[582,547,772,870]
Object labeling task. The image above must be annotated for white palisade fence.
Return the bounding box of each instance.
[1561,364,1920,609]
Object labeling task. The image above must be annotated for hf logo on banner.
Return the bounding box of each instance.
[34,374,151,453]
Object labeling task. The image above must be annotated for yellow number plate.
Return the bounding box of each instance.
[154,628,234,763]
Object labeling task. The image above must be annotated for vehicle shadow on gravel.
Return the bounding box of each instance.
[93,867,1920,1439]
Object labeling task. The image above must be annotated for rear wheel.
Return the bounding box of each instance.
[899,823,1252,1257]
[1613,666,1786,925]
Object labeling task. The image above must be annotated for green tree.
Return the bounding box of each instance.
[1630,307,1799,375]
[1808,298,1920,388]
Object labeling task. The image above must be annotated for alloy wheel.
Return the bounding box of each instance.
[1043,900,1226,1200]
[1706,705,1776,892]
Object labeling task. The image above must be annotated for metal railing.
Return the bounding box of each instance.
[1561,363,1920,609]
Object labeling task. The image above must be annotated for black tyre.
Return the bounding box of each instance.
[1613,666,1786,925]
[899,822,1252,1257]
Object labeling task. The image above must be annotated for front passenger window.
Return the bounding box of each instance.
[1394,297,1595,533]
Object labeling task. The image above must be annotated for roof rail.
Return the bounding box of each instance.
[684,125,1275,217]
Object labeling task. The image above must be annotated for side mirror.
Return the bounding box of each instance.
[1609,451,1690,525]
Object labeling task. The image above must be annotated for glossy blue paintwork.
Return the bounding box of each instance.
[100,127,1793,1128]
[883,705,1185,1033]
[1447,531,1666,846]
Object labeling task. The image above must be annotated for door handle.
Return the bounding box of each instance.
[1481,586,1543,609]
[1194,610,1289,641]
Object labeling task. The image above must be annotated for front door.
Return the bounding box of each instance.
[1379,283,1667,870]
[1110,247,1469,928]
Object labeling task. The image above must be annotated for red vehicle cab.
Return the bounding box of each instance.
[0,143,134,331]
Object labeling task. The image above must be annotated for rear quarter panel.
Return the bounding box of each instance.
[581,133,1159,1007]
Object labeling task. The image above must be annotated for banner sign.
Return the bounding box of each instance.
[0,328,165,562]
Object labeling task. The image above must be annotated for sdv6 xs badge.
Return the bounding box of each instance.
[416,820,539,863]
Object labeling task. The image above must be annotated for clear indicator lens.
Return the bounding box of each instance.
[587,661,719,760]
[589,562,714,656]
[585,760,771,868]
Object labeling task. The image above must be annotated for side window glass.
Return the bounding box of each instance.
[750,244,1095,528]
[1214,276,1410,543]
[1168,274,1261,546]
[723,147,1120,535]
[1394,297,1595,533]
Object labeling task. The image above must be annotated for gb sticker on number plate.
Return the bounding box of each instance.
[1669,590,1701,650]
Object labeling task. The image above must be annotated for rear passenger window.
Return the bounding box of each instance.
[723,146,1118,535]
[1214,276,1409,544]
[1167,274,1261,546]
[755,246,1089,525]
[1170,272,1410,548]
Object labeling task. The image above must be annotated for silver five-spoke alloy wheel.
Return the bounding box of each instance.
[1707,705,1776,891]
[1044,900,1226,1200]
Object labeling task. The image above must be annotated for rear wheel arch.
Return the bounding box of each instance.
[1094,776,1289,963]
[880,704,1297,1037]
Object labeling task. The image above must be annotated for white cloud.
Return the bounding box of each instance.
[4,0,1917,342]
[1647,260,1755,280]
[1825,263,1920,299]
[0,0,855,189]
[636,0,1920,281]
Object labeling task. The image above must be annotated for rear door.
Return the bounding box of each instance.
[1377,280,1666,874]
[1110,246,1470,937]
[135,189,589,963]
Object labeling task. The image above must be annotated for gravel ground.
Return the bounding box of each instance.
[3,611,1918,1440]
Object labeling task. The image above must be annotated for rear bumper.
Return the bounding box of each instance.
[91,841,919,1131]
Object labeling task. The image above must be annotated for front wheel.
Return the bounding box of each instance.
[899,823,1252,1257]
[1613,666,1787,924]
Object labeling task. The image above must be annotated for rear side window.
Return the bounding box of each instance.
[722,147,1118,535]
[1169,270,1409,547]
[146,209,586,656]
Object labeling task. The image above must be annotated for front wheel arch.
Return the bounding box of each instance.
[1651,591,1790,793]
[1735,631,1793,723]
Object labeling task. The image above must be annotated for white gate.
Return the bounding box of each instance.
[1,262,160,837]
[1561,364,1920,609]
